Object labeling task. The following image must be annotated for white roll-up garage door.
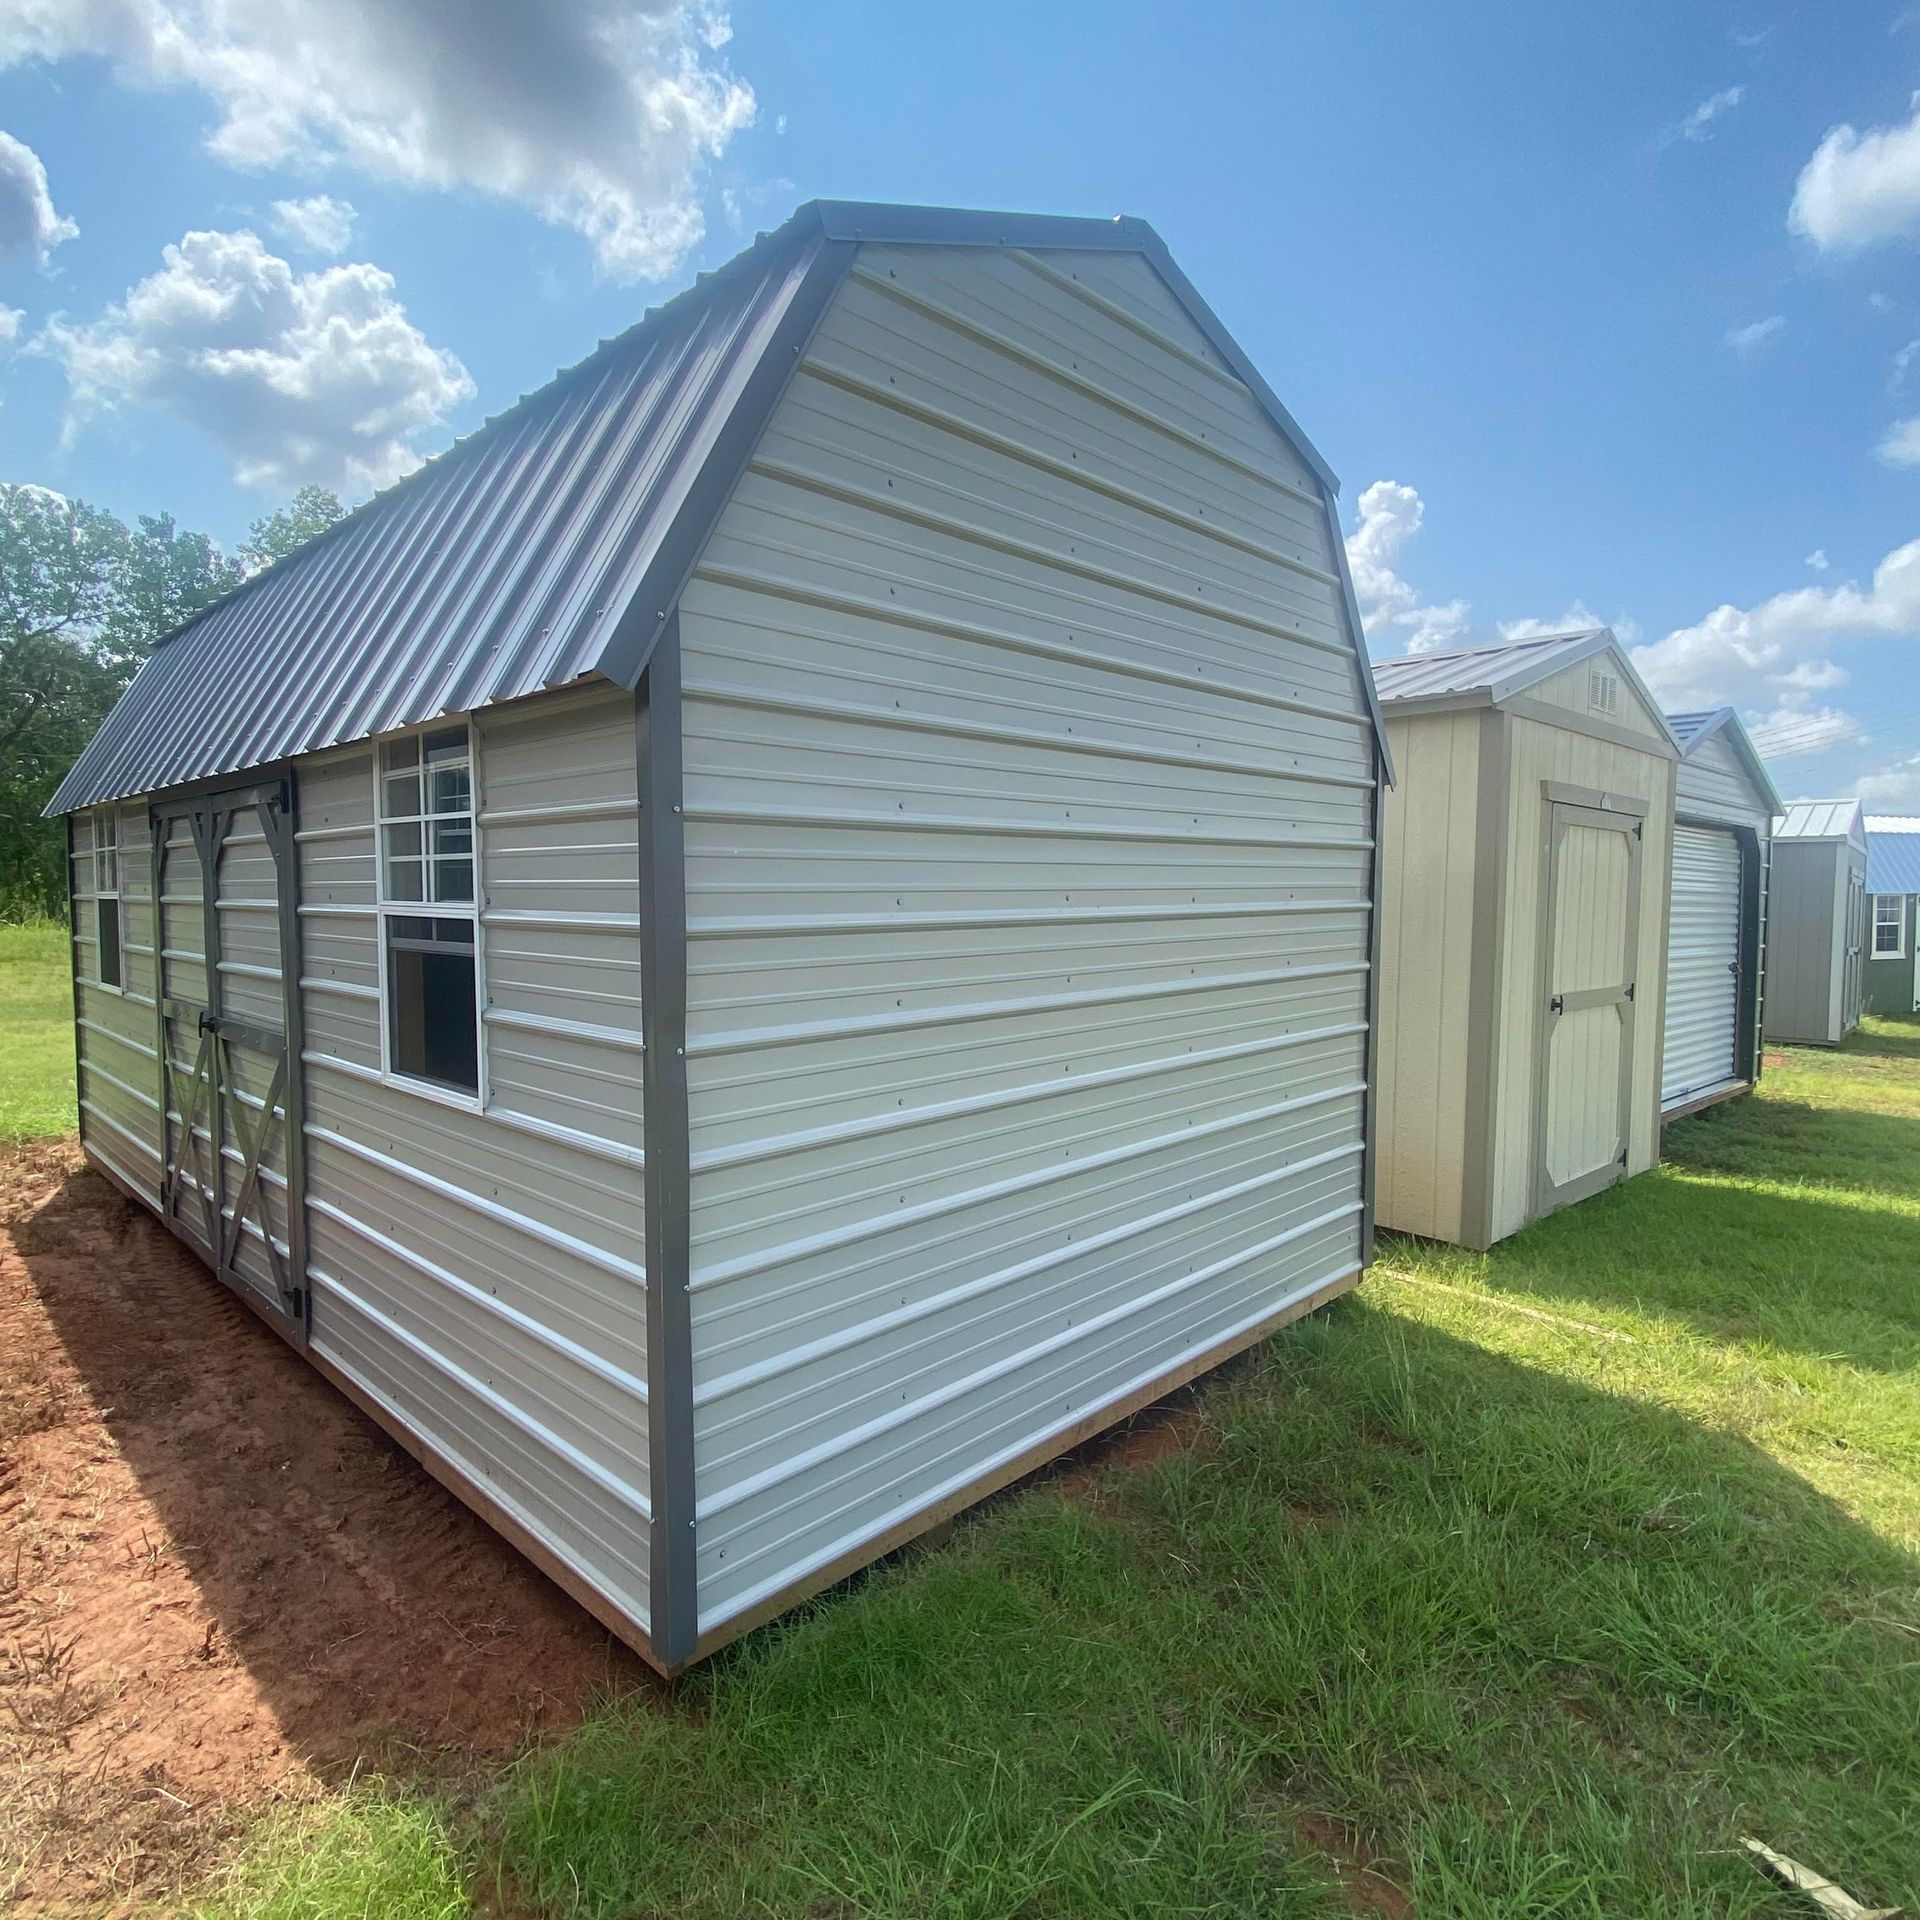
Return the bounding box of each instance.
[1663,824,1744,1111]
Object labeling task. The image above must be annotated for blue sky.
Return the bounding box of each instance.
[3,1,1919,803]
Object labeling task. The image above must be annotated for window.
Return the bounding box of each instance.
[92,810,123,990]
[1874,895,1907,960]
[377,725,479,1095]
[1588,668,1620,716]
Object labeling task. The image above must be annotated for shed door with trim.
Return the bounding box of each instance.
[1535,801,1641,1213]
[154,782,306,1344]
[1662,824,1742,1111]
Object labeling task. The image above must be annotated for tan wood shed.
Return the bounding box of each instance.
[1370,631,1678,1249]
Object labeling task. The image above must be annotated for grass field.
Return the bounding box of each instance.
[0,921,74,1143]
[3,914,1915,1916]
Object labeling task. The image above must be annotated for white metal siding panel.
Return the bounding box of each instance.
[680,244,1375,1636]
[1489,720,1672,1244]
[1374,710,1480,1241]
[1662,825,1744,1109]
[295,690,651,1633]
[72,803,164,1198]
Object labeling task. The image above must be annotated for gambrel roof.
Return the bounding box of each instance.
[51,200,1388,814]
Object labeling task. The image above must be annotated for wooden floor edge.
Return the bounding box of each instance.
[1659,1081,1753,1125]
[681,1265,1365,1671]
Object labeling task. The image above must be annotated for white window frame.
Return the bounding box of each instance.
[1873,894,1907,961]
[372,719,487,1110]
[88,807,125,994]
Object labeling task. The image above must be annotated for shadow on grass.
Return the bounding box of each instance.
[1843,1014,1920,1062]
[5,1147,653,1843]
[481,1306,1920,1920]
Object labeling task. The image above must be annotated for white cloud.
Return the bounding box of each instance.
[1345,480,1470,654]
[1497,602,1615,643]
[269,193,355,255]
[1806,548,1830,571]
[1894,338,1920,389]
[1855,751,1920,807]
[0,305,21,343]
[42,226,473,494]
[1744,702,1866,760]
[1675,84,1746,143]
[1789,94,1920,251]
[1878,416,1920,465]
[0,129,77,264]
[0,0,755,282]
[1725,314,1786,353]
[1631,535,1920,760]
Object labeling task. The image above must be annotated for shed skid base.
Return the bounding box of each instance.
[1660,1079,1751,1123]
[74,1135,1361,1677]
[685,1265,1364,1671]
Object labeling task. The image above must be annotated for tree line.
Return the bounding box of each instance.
[0,481,344,919]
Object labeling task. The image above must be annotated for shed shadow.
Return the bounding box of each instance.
[1,1138,655,1895]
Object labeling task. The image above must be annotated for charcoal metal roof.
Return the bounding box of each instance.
[1662,706,1784,814]
[1370,628,1679,753]
[51,199,1388,814]
[1866,815,1920,894]
[1777,800,1866,847]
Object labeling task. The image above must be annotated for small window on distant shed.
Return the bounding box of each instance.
[377,725,479,1096]
[1874,895,1906,960]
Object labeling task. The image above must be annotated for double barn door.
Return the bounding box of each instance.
[152,781,308,1346]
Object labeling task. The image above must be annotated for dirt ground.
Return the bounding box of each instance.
[0,1141,649,1913]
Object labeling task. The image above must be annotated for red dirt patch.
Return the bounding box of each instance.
[1,1141,648,1911]
[1041,1399,1206,1502]
[1763,1051,1788,1071]
[1295,1811,1414,1918]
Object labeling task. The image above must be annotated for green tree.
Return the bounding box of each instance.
[97,512,244,669]
[0,486,129,916]
[240,484,344,571]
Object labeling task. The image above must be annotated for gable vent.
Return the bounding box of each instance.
[1588,668,1620,716]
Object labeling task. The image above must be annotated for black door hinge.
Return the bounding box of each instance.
[1550,993,1565,1013]
[1633,820,1644,840]
[1624,982,1636,1002]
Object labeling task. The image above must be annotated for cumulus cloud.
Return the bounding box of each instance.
[269,193,355,255]
[1879,417,1920,466]
[1725,314,1786,354]
[1630,535,1920,760]
[1789,94,1920,250]
[0,0,755,281]
[0,305,21,344]
[1345,480,1469,654]
[42,226,473,493]
[1497,602,1620,643]
[1855,751,1920,807]
[0,129,77,264]
[1806,549,1830,571]
[1674,85,1746,143]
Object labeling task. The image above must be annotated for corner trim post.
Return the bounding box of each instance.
[637,616,697,1670]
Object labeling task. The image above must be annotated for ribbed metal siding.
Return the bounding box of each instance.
[70,804,164,1198]
[48,236,831,816]
[295,687,651,1633]
[679,243,1376,1636]
[1663,825,1742,1108]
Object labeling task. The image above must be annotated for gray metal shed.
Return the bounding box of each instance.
[49,200,1391,1673]
[1864,816,1920,1016]
[1763,801,1871,1046]
[1370,630,1678,1249]
[1659,709,1781,1118]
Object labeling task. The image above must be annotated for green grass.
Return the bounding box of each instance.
[84,1010,1920,1916]
[0,920,75,1142]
